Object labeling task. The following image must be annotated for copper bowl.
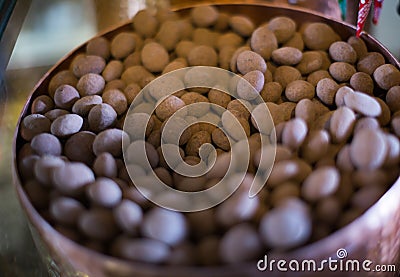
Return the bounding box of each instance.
[12,3,400,277]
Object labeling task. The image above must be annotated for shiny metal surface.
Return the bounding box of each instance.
[11,3,400,277]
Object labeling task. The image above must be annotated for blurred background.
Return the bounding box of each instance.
[0,0,399,275]
[6,0,400,72]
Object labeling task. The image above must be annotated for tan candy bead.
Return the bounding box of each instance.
[374,97,391,126]
[229,15,255,37]
[155,95,185,121]
[93,128,129,157]
[216,174,259,225]
[31,95,54,114]
[301,166,340,201]
[34,155,65,187]
[113,199,143,235]
[310,110,332,131]
[373,64,400,90]
[141,207,187,246]
[49,196,85,226]
[273,66,302,89]
[78,209,118,240]
[44,109,69,122]
[259,201,311,249]
[351,186,385,212]
[185,131,211,157]
[212,128,230,151]
[384,134,400,167]
[141,42,169,73]
[54,85,80,110]
[86,177,122,208]
[191,5,219,27]
[48,70,78,97]
[329,62,356,83]
[302,22,339,51]
[187,45,218,67]
[50,114,83,138]
[64,131,96,165]
[221,110,250,141]
[285,80,315,103]
[86,36,110,60]
[176,40,196,59]
[20,114,51,141]
[260,82,282,103]
[344,91,381,117]
[76,73,105,96]
[350,128,387,170]
[218,46,236,70]
[236,50,267,75]
[283,32,304,51]
[307,70,332,87]
[349,72,374,95]
[300,130,330,164]
[230,46,250,73]
[315,196,341,225]
[354,117,380,134]
[386,86,400,113]
[123,51,141,68]
[328,41,357,64]
[88,103,117,132]
[357,52,385,75]
[217,32,244,51]
[271,47,302,66]
[102,60,123,82]
[237,70,264,101]
[278,102,296,121]
[329,106,356,143]
[268,16,296,43]
[93,152,118,178]
[132,10,159,38]
[270,181,300,207]
[347,36,368,60]
[282,118,308,150]
[391,115,400,137]
[296,51,323,75]
[72,95,102,116]
[219,223,262,264]
[31,133,62,156]
[250,25,278,60]
[336,145,354,172]
[70,54,106,78]
[102,89,127,116]
[192,26,217,47]
[111,32,136,59]
[121,66,153,88]
[267,159,302,187]
[156,20,182,51]
[181,92,210,117]
[52,162,95,195]
[208,89,231,109]
[334,86,353,107]
[352,169,389,188]
[295,99,315,126]
[227,99,251,120]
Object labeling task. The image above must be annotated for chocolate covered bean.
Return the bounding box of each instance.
[141,207,187,246]
[17,5,400,266]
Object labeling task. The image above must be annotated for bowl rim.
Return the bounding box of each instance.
[12,2,400,275]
